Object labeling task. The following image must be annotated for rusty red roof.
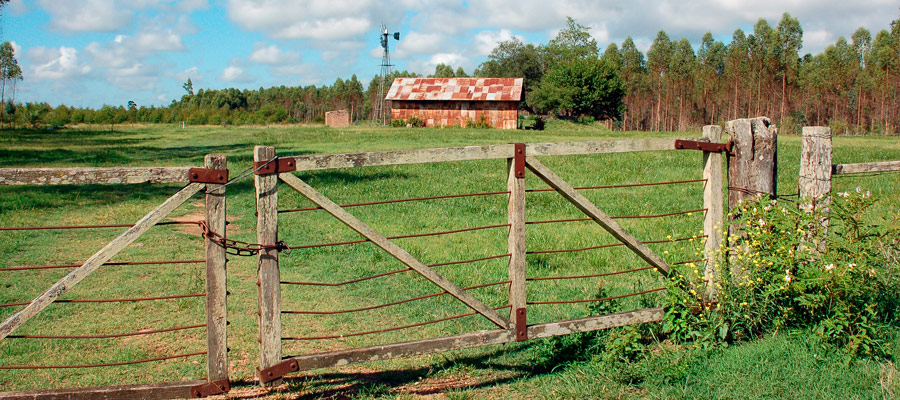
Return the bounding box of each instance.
[385,77,523,101]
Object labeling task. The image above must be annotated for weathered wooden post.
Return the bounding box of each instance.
[701,126,724,299]
[725,117,777,280]
[507,144,527,339]
[255,146,282,387]
[799,126,832,201]
[204,154,229,385]
[726,117,778,211]
[799,127,832,249]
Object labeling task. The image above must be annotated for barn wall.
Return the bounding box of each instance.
[391,101,518,129]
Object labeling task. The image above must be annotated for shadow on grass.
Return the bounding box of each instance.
[227,337,598,399]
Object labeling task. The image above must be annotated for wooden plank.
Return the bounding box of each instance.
[291,143,513,171]
[289,138,688,171]
[506,156,527,331]
[254,146,282,387]
[204,154,228,383]
[277,172,510,329]
[525,138,681,157]
[832,160,900,175]
[800,127,832,198]
[0,380,205,400]
[527,307,665,339]
[0,183,203,340]
[702,125,724,299]
[523,157,671,276]
[290,329,517,371]
[0,167,193,186]
[284,307,664,372]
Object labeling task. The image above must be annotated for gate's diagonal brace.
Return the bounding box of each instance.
[277,172,510,329]
[524,157,671,276]
[191,379,231,398]
[0,183,205,340]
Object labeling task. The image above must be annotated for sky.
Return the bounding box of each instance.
[3,0,899,109]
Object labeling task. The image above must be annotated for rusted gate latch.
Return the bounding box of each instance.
[191,379,230,398]
[258,359,300,384]
[253,157,297,175]
[515,308,527,341]
[513,143,525,178]
[188,168,229,184]
[674,139,734,156]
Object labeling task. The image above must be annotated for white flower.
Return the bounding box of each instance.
[838,192,849,198]
[758,218,766,226]
[864,191,870,198]
[856,187,861,193]
[824,263,834,272]
[784,270,792,283]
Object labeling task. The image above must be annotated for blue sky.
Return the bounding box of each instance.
[4,0,898,108]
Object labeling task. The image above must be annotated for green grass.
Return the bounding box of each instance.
[0,122,898,398]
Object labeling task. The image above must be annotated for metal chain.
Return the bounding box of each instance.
[198,221,288,256]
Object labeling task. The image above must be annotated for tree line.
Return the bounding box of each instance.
[5,13,900,134]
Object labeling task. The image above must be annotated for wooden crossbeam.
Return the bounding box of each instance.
[283,307,664,372]
[0,183,204,340]
[277,172,509,329]
[524,157,671,276]
[0,167,193,185]
[832,160,900,175]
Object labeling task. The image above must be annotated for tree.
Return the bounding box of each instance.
[542,58,624,120]
[476,37,543,112]
[542,17,599,70]
[647,30,672,130]
[429,64,456,78]
[775,13,802,121]
[183,78,194,96]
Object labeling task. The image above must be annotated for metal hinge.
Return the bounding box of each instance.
[513,143,525,179]
[515,307,527,341]
[190,379,230,398]
[674,139,734,156]
[253,157,297,175]
[188,168,229,184]
[258,359,300,383]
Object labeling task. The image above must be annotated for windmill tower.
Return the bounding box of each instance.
[374,23,399,125]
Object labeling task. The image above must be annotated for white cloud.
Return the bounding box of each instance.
[37,0,133,33]
[27,46,92,80]
[249,44,300,64]
[472,29,520,56]
[107,62,160,91]
[226,0,381,41]
[174,66,201,84]
[8,0,28,15]
[220,59,254,82]
[395,32,446,56]
[132,30,186,52]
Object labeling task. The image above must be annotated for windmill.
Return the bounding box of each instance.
[374,23,400,125]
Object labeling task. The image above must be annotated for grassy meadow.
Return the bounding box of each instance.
[0,121,898,399]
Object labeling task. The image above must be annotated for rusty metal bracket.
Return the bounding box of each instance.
[674,139,734,156]
[190,379,230,398]
[188,168,229,184]
[253,157,297,175]
[258,359,300,383]
[515,307,527,341]
[513,143,525,179]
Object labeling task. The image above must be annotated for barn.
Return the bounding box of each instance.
[385,77,523,129]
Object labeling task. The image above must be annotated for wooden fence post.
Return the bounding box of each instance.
[725,117,777,280]
[726,117,778,211]
[799,127,832,200]
[255,146,282,387]
[701,126,724,299]
[507,144,527,337]
[799,127,832,250]
[204,154,228,383]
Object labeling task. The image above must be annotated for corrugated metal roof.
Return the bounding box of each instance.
[385,77,523,101]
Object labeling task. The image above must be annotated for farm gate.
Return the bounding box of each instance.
[247,128,727,385]
[0,156,230,399]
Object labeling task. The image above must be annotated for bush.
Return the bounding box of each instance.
[533,116,546,130]
[406,115,425,127]
[390,118,405,127]
[665,191,900,357]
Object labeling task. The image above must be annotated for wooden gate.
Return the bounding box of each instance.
[252,129,726,384]
[0,155,229,399]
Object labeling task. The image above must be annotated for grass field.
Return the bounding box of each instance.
[0,121,898,399]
